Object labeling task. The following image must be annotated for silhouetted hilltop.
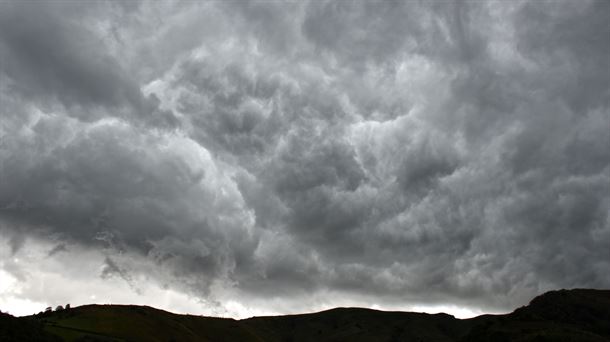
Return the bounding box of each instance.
[1,289,608,341]
[242,307,472,341]
[461,289,610,342]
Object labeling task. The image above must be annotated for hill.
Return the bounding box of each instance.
[460,289,610,342]
[0,311,60,341]
[1,289,608,341]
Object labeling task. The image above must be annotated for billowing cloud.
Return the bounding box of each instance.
[0,0,608,317]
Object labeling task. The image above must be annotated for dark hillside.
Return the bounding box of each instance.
[38,304,261,342]
[0,311,60,342]
[0,289,607,342]
[460,289,610,342]
[242,308,472,342]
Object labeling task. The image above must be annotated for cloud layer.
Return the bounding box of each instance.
[1,0,608,316]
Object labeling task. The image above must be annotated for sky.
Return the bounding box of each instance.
[0,0,608,319]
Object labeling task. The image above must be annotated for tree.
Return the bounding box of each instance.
[65,304,71,309]
[55,305,64,311]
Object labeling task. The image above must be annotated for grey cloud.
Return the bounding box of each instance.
[0,2,133,107]
[47,243,68,257]
[272,136,365,194]
[302,1,421,66]
[0,1,177,128]
[174,58,287,158]
[7,233,25,256]
[1,0,608,315]
[396,134,460,194]
[0,113,256,296]
[101,256,141,294]
[514,0,610,113]
[224,1,305,56]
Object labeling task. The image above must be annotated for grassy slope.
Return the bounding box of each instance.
[0,311,61,342]
[21,289,610,342]
[39,305,262,342]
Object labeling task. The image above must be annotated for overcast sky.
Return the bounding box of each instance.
[0,0,608,318]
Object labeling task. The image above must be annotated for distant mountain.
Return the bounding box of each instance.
[1,289,608,341]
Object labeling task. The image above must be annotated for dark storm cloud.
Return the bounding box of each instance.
[0,2,132,108]
[0,1,177,127]
[302,1,427,66]
[0,113,255,294]
[0,0,608,314]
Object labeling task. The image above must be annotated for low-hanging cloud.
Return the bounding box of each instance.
[0,0,608,316]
